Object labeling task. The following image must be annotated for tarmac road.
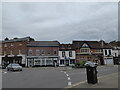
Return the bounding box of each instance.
[2,65,118,88]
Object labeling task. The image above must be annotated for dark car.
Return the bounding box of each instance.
[6,63,22,71]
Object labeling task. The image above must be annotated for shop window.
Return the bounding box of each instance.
[60,60,64,64]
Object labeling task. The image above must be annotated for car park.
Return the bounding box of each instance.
[6,63,22,71]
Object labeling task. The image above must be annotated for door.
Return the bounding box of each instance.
[66,60,69,66]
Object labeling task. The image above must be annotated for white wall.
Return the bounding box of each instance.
[112,50,119,57]
[103,49,112,56]
[59,51,76,59]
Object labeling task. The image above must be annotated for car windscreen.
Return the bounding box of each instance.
[12,64,20,66]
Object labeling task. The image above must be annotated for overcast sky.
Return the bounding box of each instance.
[2,2,118,43]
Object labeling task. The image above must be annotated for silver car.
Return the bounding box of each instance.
[7,63,22,71]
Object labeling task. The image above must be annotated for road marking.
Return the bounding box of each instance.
[64,72,66,74]
[66,74,69,77]
[3,72,7,74]
[68,82,72,86]
[60,71,72,87]
[68,77,71,80]
[65,72,118,88]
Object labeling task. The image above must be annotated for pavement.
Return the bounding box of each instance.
[65,72,118,88]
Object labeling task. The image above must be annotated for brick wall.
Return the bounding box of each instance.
[27,47,59,56]
[2,41,28,55]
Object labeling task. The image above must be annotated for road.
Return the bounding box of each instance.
[2,65,118,88]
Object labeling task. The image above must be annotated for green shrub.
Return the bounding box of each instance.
[80,59,86,67]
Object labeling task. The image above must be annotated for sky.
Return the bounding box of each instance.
[2,2,118,43]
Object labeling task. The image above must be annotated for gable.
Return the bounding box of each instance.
[82,43,89,48]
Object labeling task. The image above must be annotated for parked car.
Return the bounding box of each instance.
[6,63,22,71]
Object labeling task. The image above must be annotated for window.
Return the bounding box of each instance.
[10,50,13,55]
[69,51,72,57]
[11,43,14,46]
[36,49,40,56]
[80,49,90,53]
[109,50,111,55]
[105,50,107,55]
[60,60,64,64]
[68,45,71,49]
[62,51,65,57]
[4,50,6,55]
[4,43,7,47]
[70,60,75,64]
[47,50,50,55]
[19,43,22,46]
[28,49,33,56]
[54,50,57,55]
[42,49,45,55]
[19,49,22,55]
[96,49,101,52]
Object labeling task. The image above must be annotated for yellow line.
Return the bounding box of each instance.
[64,72,118,88]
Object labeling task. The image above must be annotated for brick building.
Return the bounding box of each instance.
[73,41,104,65]
[26,41,60,67]
[0,37,34,67]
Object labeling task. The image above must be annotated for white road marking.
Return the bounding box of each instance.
[68,82,72,86]
[68,77,71,80]
[60,71,72,86]
[3,72,7,74]
[66,74,69,77]
[64,72,66,74]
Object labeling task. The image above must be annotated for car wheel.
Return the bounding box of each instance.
[20,69,22,71]
[11,68,14,72]
[7,69,9,71]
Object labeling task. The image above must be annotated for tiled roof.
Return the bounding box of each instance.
[73,40,112,49]
[27,41,60,47]
[59,44,75,50]
[109,41,120,50]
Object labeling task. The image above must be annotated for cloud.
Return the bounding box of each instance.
[2,2,118,43]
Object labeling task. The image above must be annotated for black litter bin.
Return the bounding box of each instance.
[85,61,98,84]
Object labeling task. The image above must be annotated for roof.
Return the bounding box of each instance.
[59,44,75,50]
[109,41,120,50]
[27,41,60,47]
[2,37,34,43]
[73,41,101,49]
[73,40,112,49]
